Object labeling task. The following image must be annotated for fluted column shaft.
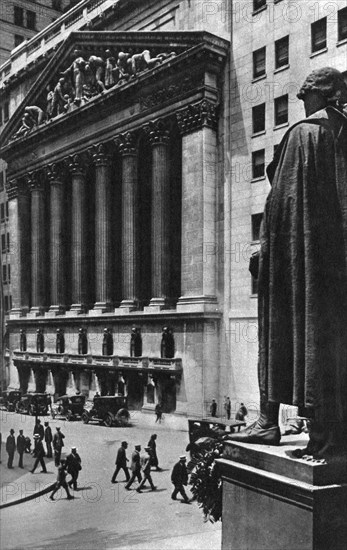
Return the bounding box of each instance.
[93,145,112,311]
[148,122,170,307]
[30,174,47,314]
[48,165,66,313]
[116,133,138,309]
[70,156,87,312]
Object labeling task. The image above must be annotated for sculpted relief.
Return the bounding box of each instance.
[11,47,176,141]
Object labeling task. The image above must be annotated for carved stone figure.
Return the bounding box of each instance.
[19,329,27,352]
[36,329,44,353]
[46,85,54,119]
[62,49,86,103]
[160,327,175,359]
[78,328,88,355]
[130,327,142,358]
[227,67,347,458]
[88,55,105,92]
[105,49,116,88]
[56,329,65,354]
[102,328,113,356]
[128,50,176,77]
[24,106,44,126]
[13,113,32,139]
[116,51,131,81]
[53,78,67,116]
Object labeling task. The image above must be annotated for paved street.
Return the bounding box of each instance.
[0,410,221,550]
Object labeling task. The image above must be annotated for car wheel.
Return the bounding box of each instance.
[116,408,130,425]
[82,412,90,424]
[104,413,114,427]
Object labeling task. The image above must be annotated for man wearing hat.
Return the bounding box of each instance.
[44,421,53,458]
[16,429,26,468]
[171,455,190,503]
[125,444,142,490]
[6,429,16,469]
[136,447,156,493]
[147,434,162,471]
[66,447,82,490]
[53,427,65,467]
[33,419,44,440]
[30,434,47,473]
[111,441,130,483]
[50,459,73,501]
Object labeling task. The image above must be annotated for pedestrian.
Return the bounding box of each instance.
[147,434,162,471]
[210,399,217,417]
[17,429,26,468]
[136,447,156,493]
[225,397,231,420]
[50,460,74,501]
[66,446,82,490]
[125,444,142,490]
[171,455,190,503]
[33,419,44,440]
[30,434,47,473]
[111,441,130,483]
[53,426,65,467]
[44,421,53,458]
[155,403,163,423]
[6,429,16,469]
[235,403,248,421]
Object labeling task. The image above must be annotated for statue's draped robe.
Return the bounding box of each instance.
[258,107,347,426]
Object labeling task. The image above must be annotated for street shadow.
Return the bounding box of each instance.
[74,485,93,491]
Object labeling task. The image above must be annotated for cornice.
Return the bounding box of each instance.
[176,99,218,134]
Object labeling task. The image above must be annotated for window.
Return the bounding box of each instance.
[311,18,327,52]
[252,150,265,179]
[275,95,288,126]
[254,0,266,11]
[252,103,266,134]
[338,7,347,42]
[0,204,4,223]
[1,234,5,253]
[275,36,289,68]
[7,233,10,252]
[0,173,3,190]
[5,202,9,219]
[252,276,258,295]
[253,47,266,78]
[14,34,24,48]
[52,0,62,10]
[252,213,263,241]
[14,6,24,26]
[4,102,9,122]
[4,296,9,312]
[2,265,7,284]
[26,10,36,30]
[7,265,10,283]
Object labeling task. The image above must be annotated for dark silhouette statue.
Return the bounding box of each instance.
[130,327,142,357]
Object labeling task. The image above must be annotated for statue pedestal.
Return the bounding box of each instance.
[218,436,347,550]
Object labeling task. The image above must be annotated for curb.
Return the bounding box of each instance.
[0,482,56,510]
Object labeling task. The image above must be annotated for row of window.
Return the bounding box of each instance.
[312,9,347,52]
[253,35,289,79]
[14,6,37,30]
[0,103,10,126]
[4,295,12,313]
[253,94,288,135]
[1,233,10,254]
[0,202,9,222]
[3,264,11,284]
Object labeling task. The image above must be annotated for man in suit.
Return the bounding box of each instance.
[171,455,190,503]
[17,429,26,468]
[53,427,65,467]
[50,460,73,501]
[44,421,53,458]
[6,429,16,469]
[33,419,44,440]
[30,434,47,473]
[66,447,82,490]
[136,447,156,493]
[147,434,162,471]
[125,445,142,490]
[111,441,130,483]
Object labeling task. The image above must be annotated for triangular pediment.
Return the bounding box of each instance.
[1,30,229,151]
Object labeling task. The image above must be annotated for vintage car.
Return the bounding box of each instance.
[81,395,130,427]
[0,390,22,412]
[51,394,86,421]
[15,393,50,416]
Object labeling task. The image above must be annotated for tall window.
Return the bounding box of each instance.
[252,103,266,134]
[338,7,347,42]
[0,204,4,223]
[275,95,288,126]
[311,18,327,52]
[253,47,266,79]
[275,36,289,68]
[1,234,5,253]
[252,213,263,241]
[2,265,7,284]
[254,0,266,10]
[26,10,36,30]
[14,6,24,26]
[252,150,265,179]
[7,233,10,252]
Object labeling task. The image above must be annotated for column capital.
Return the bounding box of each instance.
[46,162,63,185]
[27,172,43,193]
[144,119,170,146]
[6,178,29,200]
[176,99,218,135]
[114,131,138,156]
[90,142,111,167]
[66,153,87,176]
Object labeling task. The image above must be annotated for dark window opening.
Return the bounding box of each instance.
[0,204,5,222]
[275,36,289,68]
[14,6,24,27]
[338,7,347,41]
[252,103,266,134]
[253,47,266,78]
[312,18,327,52]
[252,150,265,179]
[26,10,36,30]
[252,213,263,241]
[275,95,288,126]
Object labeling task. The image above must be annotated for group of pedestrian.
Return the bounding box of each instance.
[5,428,31,469]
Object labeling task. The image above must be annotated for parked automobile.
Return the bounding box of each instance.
[51,394,86,421]
[82,396,130,427]
[0,390,22,412]
[16,393,50,416]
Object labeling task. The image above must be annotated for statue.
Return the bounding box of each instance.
[62,49,86,103]
[88,55,105,92]
[56,329,65,354]
[36,329,44,353]
[52,78,67,116]
[13,113,33,139]
[116,51,131,82]
[160,327,175,359]
[130,327,142,358]
[227,68,347,458]
[19,329,27,352]
[102,328,113,356]
[46,85,54,120]
[24,105,44,126]
[78,328,88,355]
[105,49,116,88]
[128,49,176,76]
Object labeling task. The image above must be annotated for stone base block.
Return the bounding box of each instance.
[177,295,219,313]
[65,304,86,317]
[9,308,28,319]
[114,306,136,315]
[27,307,44,318]
[218,438,347,550]
[45,306,65,317]
[89,302,112,316]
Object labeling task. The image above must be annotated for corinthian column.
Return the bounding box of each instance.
[67,154,88,315]
[146,120,170,309]
[91,143,112,313]
[29,172,47,316]
[46,163,66,316]
[115,132,139,310]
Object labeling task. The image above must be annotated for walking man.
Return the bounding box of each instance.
[171,455,190,503]
[6,429,16,469]
[136,447,156,493]
[30,434,47,473]
[111,441,130,483]
[66,447,82,490]
[50,460,74,501]
[17,429,26,468]
[53,427,65,467]
[147,434,162,471]
[33,419,44,440]
[125,445,142,490]
[44,421,53,458]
